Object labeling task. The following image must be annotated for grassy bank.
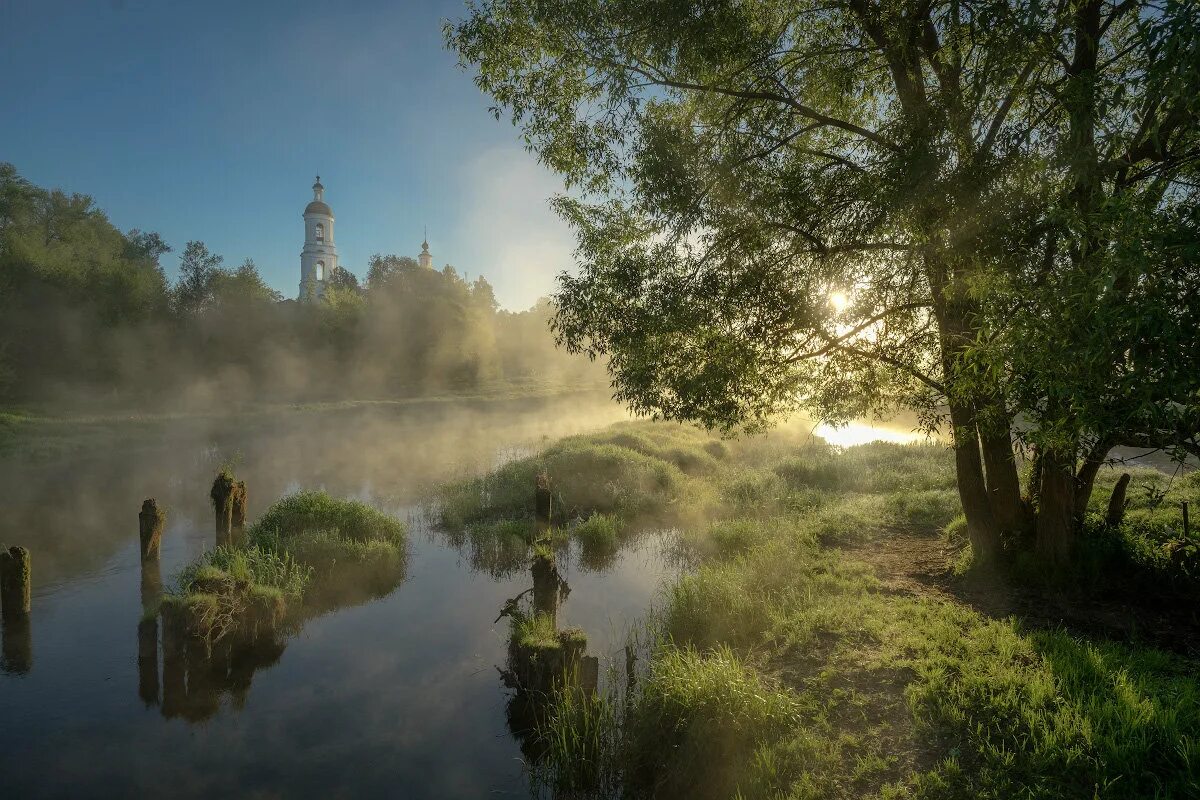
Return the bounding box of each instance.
[443,421,1199,799]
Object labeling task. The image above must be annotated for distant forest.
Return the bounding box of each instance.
[0,164,602,409]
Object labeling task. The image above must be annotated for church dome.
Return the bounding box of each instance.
[304,200,333,217]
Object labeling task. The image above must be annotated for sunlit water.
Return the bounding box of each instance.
[0,393,686,798]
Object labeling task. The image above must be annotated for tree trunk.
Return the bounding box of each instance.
[979,423,1024,533]
[949,403,1000,560]
[1073,439,1112,523]
[1105,473,1130,527]
[1027,446,1043,506]
[1036,449,1076,564]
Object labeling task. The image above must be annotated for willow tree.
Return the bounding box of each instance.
[448,0,1200,562]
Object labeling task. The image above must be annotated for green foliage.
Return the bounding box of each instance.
[0,164,605,408]
[448,0,1200,563]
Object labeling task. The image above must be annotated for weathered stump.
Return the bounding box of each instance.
[137,617,160,706]
[535,472,553,525]
[0,546,31,620]
[211,473,237,547]
[1105,473,1131,528]
[138,498,166,561]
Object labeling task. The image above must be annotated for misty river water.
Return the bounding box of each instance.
[0,393,666,798]
[0,393,933,798]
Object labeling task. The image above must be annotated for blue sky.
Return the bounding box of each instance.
[0,0,575,309]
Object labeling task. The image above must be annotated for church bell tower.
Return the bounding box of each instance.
[300,175,338,300]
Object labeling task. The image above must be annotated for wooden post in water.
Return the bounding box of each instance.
[535,472,553,526]
[0,546,31,620]
[211,473,236,547]
[0,546,32,675]
[532,551,567,627]
[1105,473,1131,527]
[139,498,166,561]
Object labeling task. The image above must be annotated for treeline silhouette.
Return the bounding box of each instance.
[0,164,601,409]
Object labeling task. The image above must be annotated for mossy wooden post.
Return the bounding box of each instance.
[532,551,566,627]
[1105,473,1131,527]
[137,617,159,706]
[211,472,236,547]
[231,481,248,541]
[0,546,31,620]
[0,546,32,675]
[535,472,553,525]
[139,498,166,562]
[139,499,165,610]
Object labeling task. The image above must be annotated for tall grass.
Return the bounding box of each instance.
[247,490,406,544]
[177,543,311,599]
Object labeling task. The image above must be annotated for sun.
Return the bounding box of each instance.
[829,291,850,313]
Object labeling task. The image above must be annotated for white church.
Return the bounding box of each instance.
[299,175,433,299]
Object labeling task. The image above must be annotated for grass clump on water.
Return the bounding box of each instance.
[247,490,406,544]
[436,424,704,530]
[165,490,408,642]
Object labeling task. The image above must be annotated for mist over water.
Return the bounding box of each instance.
[0,393,681,798]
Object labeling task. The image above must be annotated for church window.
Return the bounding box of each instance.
[315,261,325,281]
[315,223,324,241]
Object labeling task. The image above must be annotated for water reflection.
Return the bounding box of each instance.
[1,615,32,675]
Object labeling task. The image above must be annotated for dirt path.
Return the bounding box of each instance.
[843,533,1200,658]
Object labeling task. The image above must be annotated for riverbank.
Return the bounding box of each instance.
[441,420,1200,799]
